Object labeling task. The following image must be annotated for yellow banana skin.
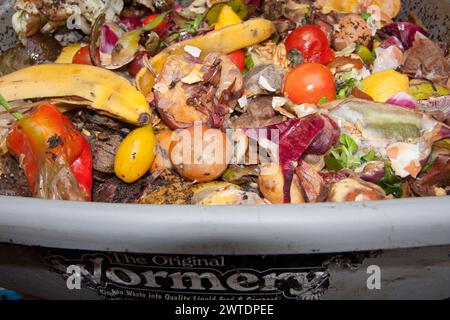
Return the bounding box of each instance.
[0,64,150,125]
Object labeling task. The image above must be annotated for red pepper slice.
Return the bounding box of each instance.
[0,97,92,201]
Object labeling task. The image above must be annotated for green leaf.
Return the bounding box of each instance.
[357,45,376,65]
[326,134,380,171]
[181,14,204,34]
[336,78,363,99]
[166,32,180,42]
[379,162,403,198]
[142,12,168,32]
[244,52,254,70]
[421,162,433,174]
[361,12,371,21]
[339,134,358,153]
[362,150,376,162]
[325,154,344,171]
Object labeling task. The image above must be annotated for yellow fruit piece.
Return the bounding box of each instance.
[136,18,275,96]
[318,0,359,13]
[213,5,242,30]
[361,70,410,102]
[0,64,150,125]
[114,124,157,183]
[55,43,82,64]
[372,0,401,19]
[191,182,241,204]
[315,0,400,18]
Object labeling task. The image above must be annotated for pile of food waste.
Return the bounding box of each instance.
[0,0,448,205]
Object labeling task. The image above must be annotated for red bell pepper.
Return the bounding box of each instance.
[0,96,92,201]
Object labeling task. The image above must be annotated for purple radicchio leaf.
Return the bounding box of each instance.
[306,114,340,155]
[381,22,427,50]
[386,91,417,110]
[380,36,405,51]
[119,17,143,31]
[245,0,262,16]
[245,114,326,203]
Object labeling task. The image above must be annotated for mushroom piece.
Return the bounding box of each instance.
[154,53,244,129]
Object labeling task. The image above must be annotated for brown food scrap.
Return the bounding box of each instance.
[139,170,193,205]
[295,160,328,202]
[230,96,286,129]
[92,134,122,173]
[402,34,450,88]
[0,156,32,197]
[411,154,450,197]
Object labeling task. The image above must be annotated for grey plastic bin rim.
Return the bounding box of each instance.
[0,195,449,255]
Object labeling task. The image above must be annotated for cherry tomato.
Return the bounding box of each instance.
[285,25,335,65]
[283,63,336,104]
[143,14,168,36]
[72,46,92,65]
[227,50,245,71]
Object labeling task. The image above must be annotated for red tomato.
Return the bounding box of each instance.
[285,25,335,65]
[227,50,245,71]
[143,14,168,36]
[72,46,92,65]
[283,63,336,104]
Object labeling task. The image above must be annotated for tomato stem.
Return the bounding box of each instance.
[0,94,25,120]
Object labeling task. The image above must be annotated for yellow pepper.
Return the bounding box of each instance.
[213,5,242,30]
[114,124,156,183]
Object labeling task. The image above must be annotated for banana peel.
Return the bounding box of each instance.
[136,18,276,96]
[0,64,151,125]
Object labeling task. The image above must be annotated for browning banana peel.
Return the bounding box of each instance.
[0,64,151,125]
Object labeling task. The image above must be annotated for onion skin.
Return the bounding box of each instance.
[127,51,150,77]
[386,91,417,110]
[150,130,174,174]
[258,163,304,204]
[360,161,386,184]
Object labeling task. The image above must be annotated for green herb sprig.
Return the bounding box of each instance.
[325,134,377,171]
